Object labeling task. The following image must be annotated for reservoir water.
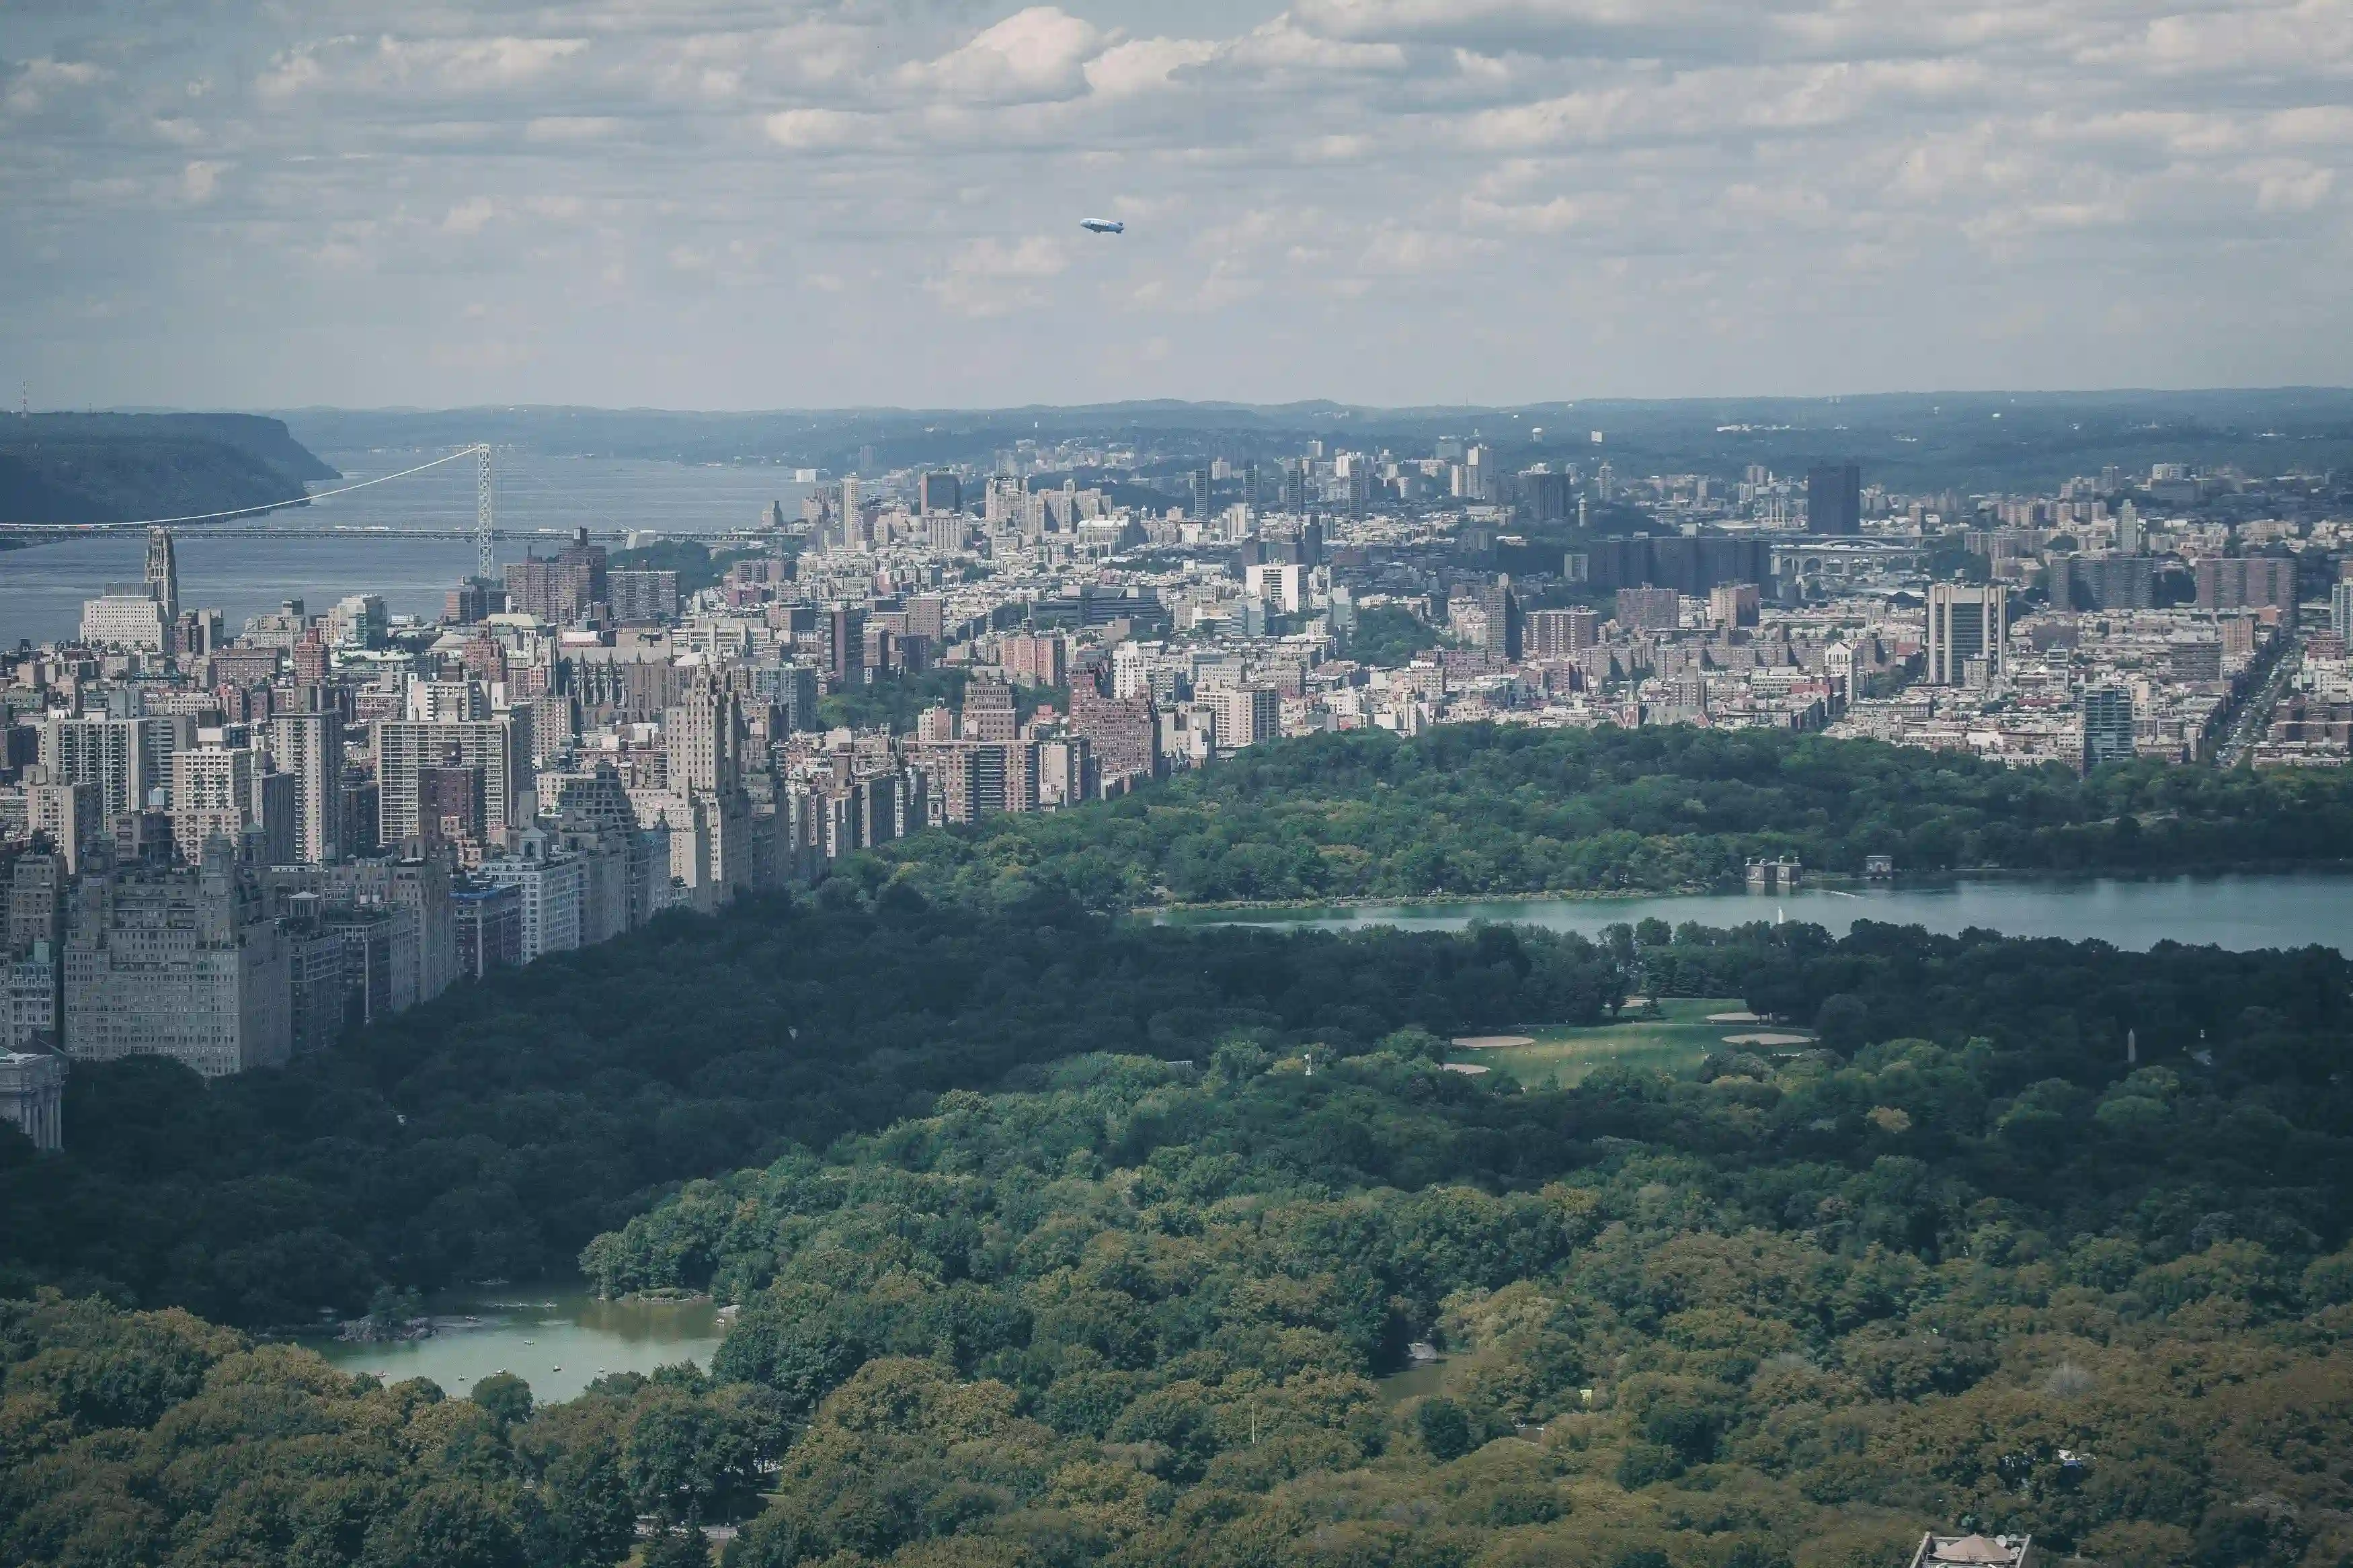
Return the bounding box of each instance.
[0,450,810,645]
[1152,870,2353,953]
[306,1286,723,1405]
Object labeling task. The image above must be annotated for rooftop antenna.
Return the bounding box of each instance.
[475,444,494,583]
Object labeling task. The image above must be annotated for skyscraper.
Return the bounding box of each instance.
[1807,462,1862,536]
[919,472,961,514]
[1927,583,2007,685]
[665,675,743,796]
[145,528,180,622]
[266,711,344,864]
[376,714,532,844]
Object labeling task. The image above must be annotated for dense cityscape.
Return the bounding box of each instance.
[9,0,2353,1558]
[4,416,2353,1128]
[5,429,2353,1129]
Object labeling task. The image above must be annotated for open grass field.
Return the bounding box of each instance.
[1450,997,1799,1087]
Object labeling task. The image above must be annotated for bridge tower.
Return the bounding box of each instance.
[475,445,494,583]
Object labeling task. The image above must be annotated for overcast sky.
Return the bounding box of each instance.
[4,0,2350,411]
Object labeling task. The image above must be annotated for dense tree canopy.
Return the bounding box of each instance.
[0,893,1626,1328]
[9,725,2353,1567]
[577,989,2353,1568]
[0,1292,782,1568]
[862,725,2353,908]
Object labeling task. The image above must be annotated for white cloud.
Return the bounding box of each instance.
[443,197,496,233]
[2245,161,2336,212]
[762,108,883,150]
[260,34,589,101]
[180,161,226,204]
[895,7,1104,105]
[5,58,106,116]
[9,0,2353,406]
[924,234,1070,316]
[1085,38,1220,97]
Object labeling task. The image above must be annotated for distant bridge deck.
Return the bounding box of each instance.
[0,525,765,543]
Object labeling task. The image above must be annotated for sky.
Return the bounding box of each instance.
[3,0,2350,411]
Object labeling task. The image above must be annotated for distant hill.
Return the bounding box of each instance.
[0,413,339,526]
[277,388,2353,493]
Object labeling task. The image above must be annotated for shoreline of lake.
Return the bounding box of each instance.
[1144,866,2353,953]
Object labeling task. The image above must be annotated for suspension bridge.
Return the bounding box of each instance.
[0,446,524,566]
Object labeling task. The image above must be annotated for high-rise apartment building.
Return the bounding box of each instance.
[265,711,343,864]
[473,831,585,962]
[1477,579,1522,659]
[40,715,188,817]
[1070,684,1159,784]
[1708,583,1762,629]
[2194,556,2296,612]
[1526,608,1600,660]
[1205,684,1281,751]
[1807,462,1862,536]
[1927,583,2009,686]
[1616,587,1681,633]
[63,842,292,1077]
[376,714,532,845]
[2333,579,2353,643]
[665,677,744,796]
[2081,685,2136,771]
[919,472,961,514]
[1001,633,1067,688]
[609,569,680,626]
[168,745,262,863]
[960,677,1019,743]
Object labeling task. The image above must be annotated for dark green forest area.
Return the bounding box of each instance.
[863,726,2353,909]
[11,918,2353,1567]
[9,726,2353,1568]
[0,895,1630,1328]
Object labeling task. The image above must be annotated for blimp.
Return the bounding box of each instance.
[1080,218,1125,235]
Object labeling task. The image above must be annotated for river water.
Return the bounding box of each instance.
[0,450,809,645]
[306,1286,723,1405]
[1152,870,2353,953]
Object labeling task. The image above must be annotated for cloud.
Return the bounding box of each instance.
[7,0,2353,407]
[762,108,885,150]
[5,58,107,116]
[2245,161,2335,212]
[180,161,226,204]
[1085,38,1220,97]
[895,7,1105,105]
[924,234,1070,315]
[443,197,496,234]
[259,34,589,101]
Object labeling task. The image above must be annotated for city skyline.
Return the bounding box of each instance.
[5,0,2351,410]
